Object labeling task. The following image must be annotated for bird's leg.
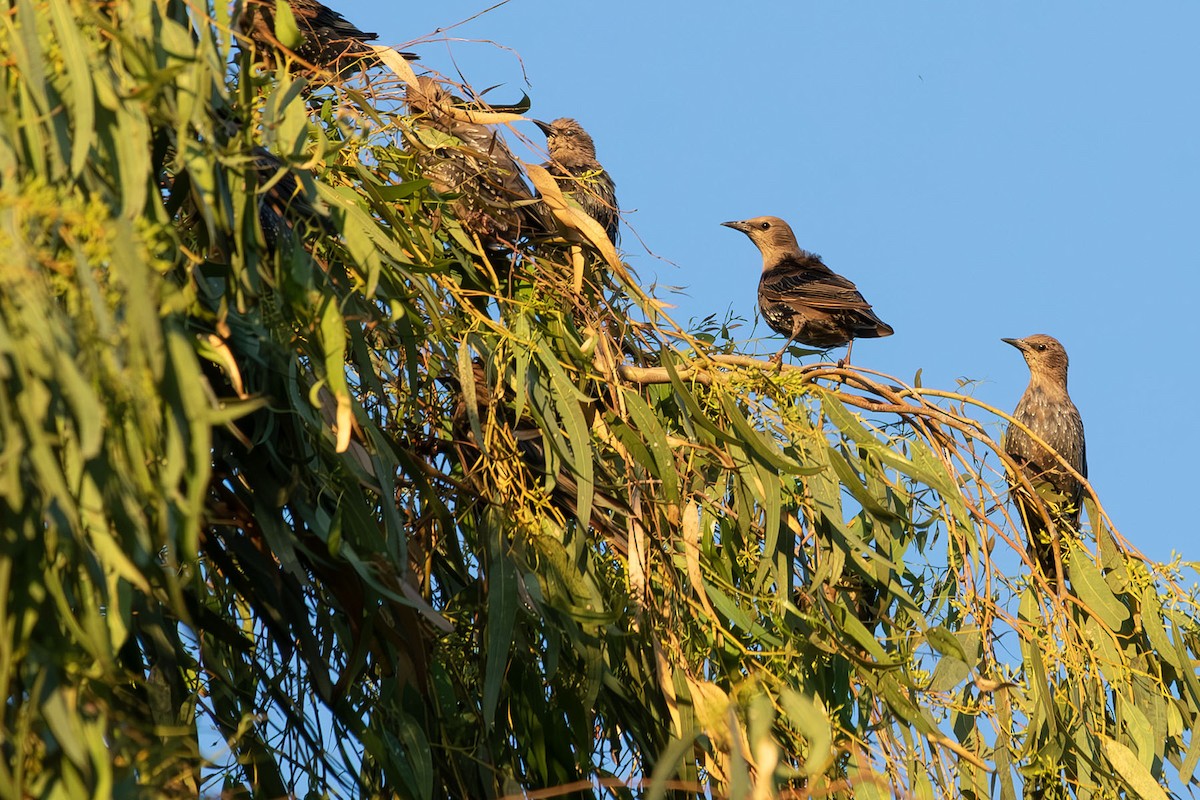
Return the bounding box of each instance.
[771,320,803,366]
[771,336,797,367]
[838,340,855,368]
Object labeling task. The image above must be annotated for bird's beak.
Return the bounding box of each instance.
[533,119,554,136]
[722,220,750,233]
[1001,337,1026,351]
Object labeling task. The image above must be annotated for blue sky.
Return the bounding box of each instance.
[347,1,1200,566]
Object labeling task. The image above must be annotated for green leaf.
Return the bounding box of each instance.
[926,626,968,662]
[778,689,833,776]
[535,339,594,529]
[1140,588,1181,669]
[848,747,888,800]
[48,0,94,178]
[621,388,680,504]
[718,393,805,474]
[484,525,518,729]
[273,0,306,52]
[927,656,970,693]
[456,347,485,452]
[1100,735,1168,800]
[1181,714,1200,784]
[1070,551,1129,630]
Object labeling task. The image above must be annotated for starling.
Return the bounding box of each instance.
[533,118,619,245]
[722,216,893,363]
[250,146,334,252]
[406,77,544,246]
[1001,334,1087,579]
[239,0,417,79]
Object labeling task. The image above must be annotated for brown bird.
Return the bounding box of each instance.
[723,216,893,363]
[406,77,544,247]
[533,118,619,245]
[250,147,334,251]
[1001,334,1087,580]
[239,0,417,79]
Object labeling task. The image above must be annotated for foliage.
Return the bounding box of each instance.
[0,1,1198,798]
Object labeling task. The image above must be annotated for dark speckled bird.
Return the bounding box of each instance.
[1002,334,1087,580]
[240,0,417,79]
[722,216,893,363]
[250,147,333,252]
[406,77,545,246]
[533,118,619,245]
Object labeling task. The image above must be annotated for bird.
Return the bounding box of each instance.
[239,0,417,79]
[533,118,619,245]
[722,216,893,363]
[250,146,334,251]
[1001,334,1087,581]
[405,77,544,247]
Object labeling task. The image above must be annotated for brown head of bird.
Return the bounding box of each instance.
[406,76,456,115]
[721,216,806,269]
[534,118,598,166]
[1001,334,1070,387]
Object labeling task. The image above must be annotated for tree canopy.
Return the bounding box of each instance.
[1,1,1199,798]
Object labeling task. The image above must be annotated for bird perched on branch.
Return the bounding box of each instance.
[250,146,334,251]
[239,0,417,79]
[533,118,619,245]
[1001,334,1087,581]
[405,77,544,248]
[722,216,893,363]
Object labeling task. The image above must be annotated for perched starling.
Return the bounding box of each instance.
[533,118,619,245]
[161,110,332,254]
[406,77,544,246]
[250,146,333,251]
[1001,334,1087,579]
[239,0,417,79]
[722,216,893,362]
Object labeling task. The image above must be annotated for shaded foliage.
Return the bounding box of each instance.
[0,1,1198,799]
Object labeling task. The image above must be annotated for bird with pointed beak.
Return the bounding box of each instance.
[723,216,892,363]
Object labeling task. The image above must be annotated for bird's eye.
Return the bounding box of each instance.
[1035,344,1047,352]
[759,222,770,230]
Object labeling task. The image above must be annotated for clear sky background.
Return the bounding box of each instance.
[348,1,1199,566]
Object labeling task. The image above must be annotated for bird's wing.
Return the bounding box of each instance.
[305,2,377,42]
[760,261,874,312]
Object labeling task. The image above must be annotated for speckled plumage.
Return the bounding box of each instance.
[251,147,332,252]
[534,118,619,245]
[239,0,417,78]
[1002,334,1087,580]
[723,216,892,362]
[405,78,544,245]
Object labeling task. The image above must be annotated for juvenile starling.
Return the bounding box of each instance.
[722,216,893,362]
[240,0,417,79]
[1001,334,1087,579]
[533,118,619,245]
[251,147,333,252]
[406,77,544,246]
